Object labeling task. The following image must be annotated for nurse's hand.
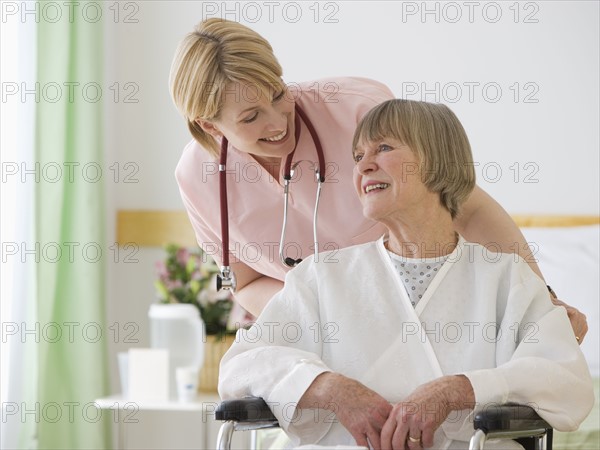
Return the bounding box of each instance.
[549,293,588,344]
[299,372,391,449]
[380,375,475,450]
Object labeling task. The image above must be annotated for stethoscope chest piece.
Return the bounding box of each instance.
[216,266,237,292]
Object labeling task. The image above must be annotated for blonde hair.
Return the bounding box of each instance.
[169,19,284,156]
[352,99,476,218]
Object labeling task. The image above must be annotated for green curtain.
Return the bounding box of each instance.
[36,3,110,448]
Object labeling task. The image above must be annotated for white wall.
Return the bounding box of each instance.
[103,2,599,447]
[106,0,599,214]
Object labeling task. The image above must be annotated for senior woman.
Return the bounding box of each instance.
[170,18,587,340]
[218,100,593,450]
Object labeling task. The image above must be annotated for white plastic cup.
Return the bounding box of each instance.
[117,352,129,398]
[175,366,199,402]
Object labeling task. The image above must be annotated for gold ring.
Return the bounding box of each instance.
[408,435,421,443]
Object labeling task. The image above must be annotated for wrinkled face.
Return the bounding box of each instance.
[352,138,437,224]
[198,82,296,160]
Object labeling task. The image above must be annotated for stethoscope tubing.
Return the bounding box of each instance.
[279,175,293,267]
[218,103,325,291]
[217,136,236,291]
[312,179,323,263]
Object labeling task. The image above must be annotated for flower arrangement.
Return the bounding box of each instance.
[154,243,235,336]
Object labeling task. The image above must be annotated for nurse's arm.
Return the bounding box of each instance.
[224,259,283,317]
[455,185,588,342]
[456,185,542,277]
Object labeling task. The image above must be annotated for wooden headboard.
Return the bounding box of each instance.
[116,210,600,247]
[117,210,196,247]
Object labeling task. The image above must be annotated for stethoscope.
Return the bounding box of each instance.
[216,103,325,292]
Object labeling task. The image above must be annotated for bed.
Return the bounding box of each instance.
[519,221,599,450]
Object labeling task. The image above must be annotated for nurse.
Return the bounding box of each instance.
[169,18,587,341]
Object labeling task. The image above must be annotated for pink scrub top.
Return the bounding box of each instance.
[175,77,394,282]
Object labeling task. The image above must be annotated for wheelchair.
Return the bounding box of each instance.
[215,397,552,450]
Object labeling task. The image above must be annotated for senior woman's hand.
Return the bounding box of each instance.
[298,372,392,449]
[380,375,475,450]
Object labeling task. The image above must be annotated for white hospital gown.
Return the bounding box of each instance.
[219,236,594,449]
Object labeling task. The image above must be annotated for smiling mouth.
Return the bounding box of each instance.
[365,183,390,193]
[260,129,287,142]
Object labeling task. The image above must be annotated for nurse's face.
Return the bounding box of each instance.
[197,82,296,161]
[352,138,438,224]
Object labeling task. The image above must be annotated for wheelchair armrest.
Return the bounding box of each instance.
[470,404,553,450]
[215,398,279,450]
[474,403,551,434]
[216,397,278,422]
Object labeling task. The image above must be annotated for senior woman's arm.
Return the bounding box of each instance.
[298,372,392,450]
[457,185,588,342]
[380,375,475,450]
[299,373,475,450]
[464,273,594,434]
[218,263,342,444]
